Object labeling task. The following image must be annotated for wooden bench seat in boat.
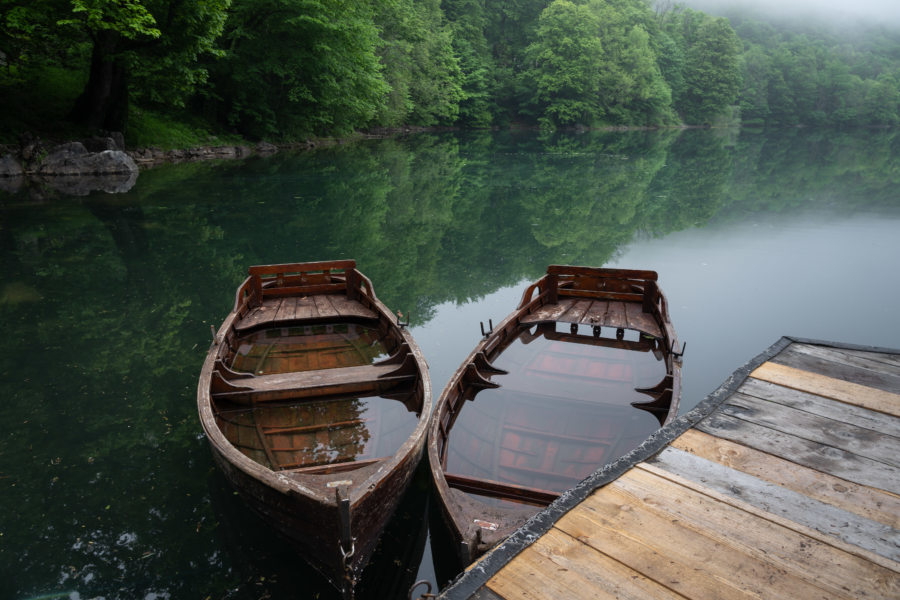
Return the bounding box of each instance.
[519,297,662,339]
[235,295,379,333]
[211,354,417,403]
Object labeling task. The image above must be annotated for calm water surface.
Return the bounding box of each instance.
[2,128,899,599]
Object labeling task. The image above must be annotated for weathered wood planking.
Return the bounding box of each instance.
[696,411,900,493]
[719,393,900,466]
[486,528,685,600]
[736,377,900,438]
[671,429,900,528]
[646,447,900,562]
[750,360,900,416]
[773,343,900,394]
[442,339,900,600]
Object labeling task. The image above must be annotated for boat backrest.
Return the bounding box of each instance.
[231,260,376,313]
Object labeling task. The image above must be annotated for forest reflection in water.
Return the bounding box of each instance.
[1,127,899,599]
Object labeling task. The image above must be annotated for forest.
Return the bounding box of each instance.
[1,0,899,145]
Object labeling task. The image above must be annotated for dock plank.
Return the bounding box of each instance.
[720,393,900,466]
[774,344,900,394]
[788,343,900,378]
[750,361,900,417]
[557,478,843,600]
[646,447,900,561]
[487,529,685,600]
[671,429,900,528]
[696,412,900,494]
[616,468,900,599]
[736,377,900,438]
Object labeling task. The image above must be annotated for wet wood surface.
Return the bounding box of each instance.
[453,340,900,600]
[519,297,662,338]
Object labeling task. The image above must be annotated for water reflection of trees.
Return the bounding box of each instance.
[1,126,898,598]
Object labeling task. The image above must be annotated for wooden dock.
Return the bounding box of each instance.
[437,337,900,600]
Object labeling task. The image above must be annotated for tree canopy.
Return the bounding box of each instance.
[1,0,899,140]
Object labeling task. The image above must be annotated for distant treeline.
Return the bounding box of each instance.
[1,0,898,140]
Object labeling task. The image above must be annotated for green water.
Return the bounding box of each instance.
[2,128,900,599]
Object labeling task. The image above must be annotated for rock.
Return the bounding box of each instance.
[38,143,139,176]
[0,154,24,178]
[256,141,278,154]
[83,136,120,152]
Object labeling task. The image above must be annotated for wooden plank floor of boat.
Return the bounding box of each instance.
[439,337,900,600]
[520,297,662,338]
[236,294,378,332]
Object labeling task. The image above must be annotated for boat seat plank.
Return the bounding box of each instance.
[313,294,341,319]
[604,301,627,329]
[696,412,900,494]
[579,300,608,325]
[720,393,900,466]
[735,377,900,438]
[445,472,559,505]
[235,295,378,332]
[612,467,900,599]
[624,302,662,338]
[671,429,900,528]
[519,298,660,338]
[646,446,900,562]
[237,298,283,332]
[211,362,414,403]
[773,344,900,394]
[750,361,900,417]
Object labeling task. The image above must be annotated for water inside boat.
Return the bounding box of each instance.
[230,322,389,375]
[215,394,420,472]
[445,324,668,505]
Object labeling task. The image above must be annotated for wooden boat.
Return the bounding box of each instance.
[427,265,682,565]
[197,260,432,597]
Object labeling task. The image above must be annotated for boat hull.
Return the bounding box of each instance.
[197,260,431,592]
[428,265,681,565]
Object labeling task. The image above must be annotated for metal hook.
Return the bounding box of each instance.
[409,580,436,600]
[672,341,686,358]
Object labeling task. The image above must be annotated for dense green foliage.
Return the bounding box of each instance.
[1,0,898,141]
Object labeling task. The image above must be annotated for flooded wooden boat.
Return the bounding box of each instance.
[197,260,431,596]
[427,265,682,565]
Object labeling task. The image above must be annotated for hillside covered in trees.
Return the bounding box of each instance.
[1,0,898,145]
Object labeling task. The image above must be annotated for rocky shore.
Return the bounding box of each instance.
[0,132,309,196]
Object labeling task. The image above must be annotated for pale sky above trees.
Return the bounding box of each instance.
[680,0,900,26]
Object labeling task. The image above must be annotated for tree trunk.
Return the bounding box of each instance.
[70,30,129,132]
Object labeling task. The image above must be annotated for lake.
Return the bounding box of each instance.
[2,127,899,599]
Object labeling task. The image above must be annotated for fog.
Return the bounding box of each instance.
[677,0,900,27]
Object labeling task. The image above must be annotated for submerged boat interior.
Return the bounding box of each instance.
[207,263,425,479]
